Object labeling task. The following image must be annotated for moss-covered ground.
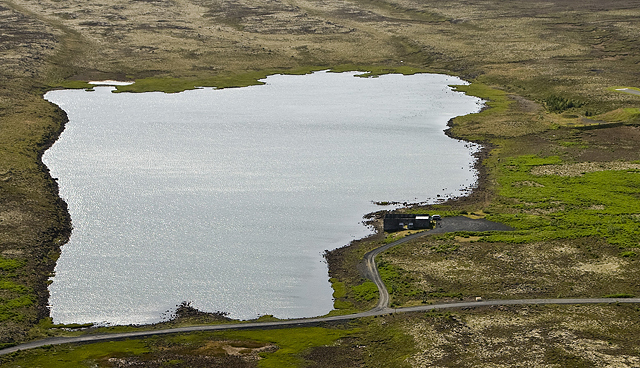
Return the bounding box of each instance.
[1,323,416,368]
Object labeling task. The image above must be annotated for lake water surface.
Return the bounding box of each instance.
[43,71,483,325]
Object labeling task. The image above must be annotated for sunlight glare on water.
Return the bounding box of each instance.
[43,71,483,325]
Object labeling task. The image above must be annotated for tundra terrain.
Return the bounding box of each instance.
[1,0,640,366]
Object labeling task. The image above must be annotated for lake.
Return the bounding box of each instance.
[43,71,483,325]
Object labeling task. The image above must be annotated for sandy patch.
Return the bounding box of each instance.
[88,80,135,85]
[195,340,277,358]
[406,306,640,367]
[454,236,482,242]
[531,161,640,177]
[575,256,623,274]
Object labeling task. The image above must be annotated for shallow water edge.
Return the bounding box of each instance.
[43,69,484,324]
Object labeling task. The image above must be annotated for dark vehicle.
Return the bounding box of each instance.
[432,214,442,221]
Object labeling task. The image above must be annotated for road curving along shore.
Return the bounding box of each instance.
[361,216,515,310]
[3,298,640,356]
[2,217,638,356]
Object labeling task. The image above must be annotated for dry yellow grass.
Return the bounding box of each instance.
[406,305,640,367]
[531,161,640,177]
[381,236,640,303]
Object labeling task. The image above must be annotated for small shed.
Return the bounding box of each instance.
[383,214,433,232]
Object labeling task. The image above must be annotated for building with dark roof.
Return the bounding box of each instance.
[383,213,433,232]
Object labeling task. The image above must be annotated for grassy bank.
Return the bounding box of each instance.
[1,327,358,368]
[107,65,433,93]
[330,112,640,312]
[4,305,640,367]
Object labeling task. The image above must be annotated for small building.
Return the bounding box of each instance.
[383,213,433,232]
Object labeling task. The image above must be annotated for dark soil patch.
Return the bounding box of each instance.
[304,343,365,368]
[577,125,640,162]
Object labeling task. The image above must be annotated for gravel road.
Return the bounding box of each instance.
[3,217,639,356]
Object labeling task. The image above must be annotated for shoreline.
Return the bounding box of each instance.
[324,108,493,312]
[40,70,486,327]
[33,102,74,326]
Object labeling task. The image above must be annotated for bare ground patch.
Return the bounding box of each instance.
[531,161,640,177]
[405,304,640,367]
[380,236,640,305]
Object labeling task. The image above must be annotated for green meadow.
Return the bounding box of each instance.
[485,155,640,248]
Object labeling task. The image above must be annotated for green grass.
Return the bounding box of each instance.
[544,95,583,113]
[381,231,423,244]
[0,295,34,323]
[377,259,423,306]
[560,141,589,148]
[89,65,435,94]
[113,74,267,93]
[222,328,355,368]
[352,281,378,302]
[0,256,35,326]
[0,281,29,295]
[357,318,414,368]
[594,108,640,123]
[253,315,282,322]
[609,86,640,94]
[1,340,151,368]
[405,208,464,217]
[332,300,354,310]
[100,68,321,93]
[49,80,93,90]
[445,81,548,139]
[451,82,512,115]
[2,327,356,368]
[0,257,25,272]
[482,155,640,248]
[330,278,347,299]
[328,64,431,77]
[328,278,356,311]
